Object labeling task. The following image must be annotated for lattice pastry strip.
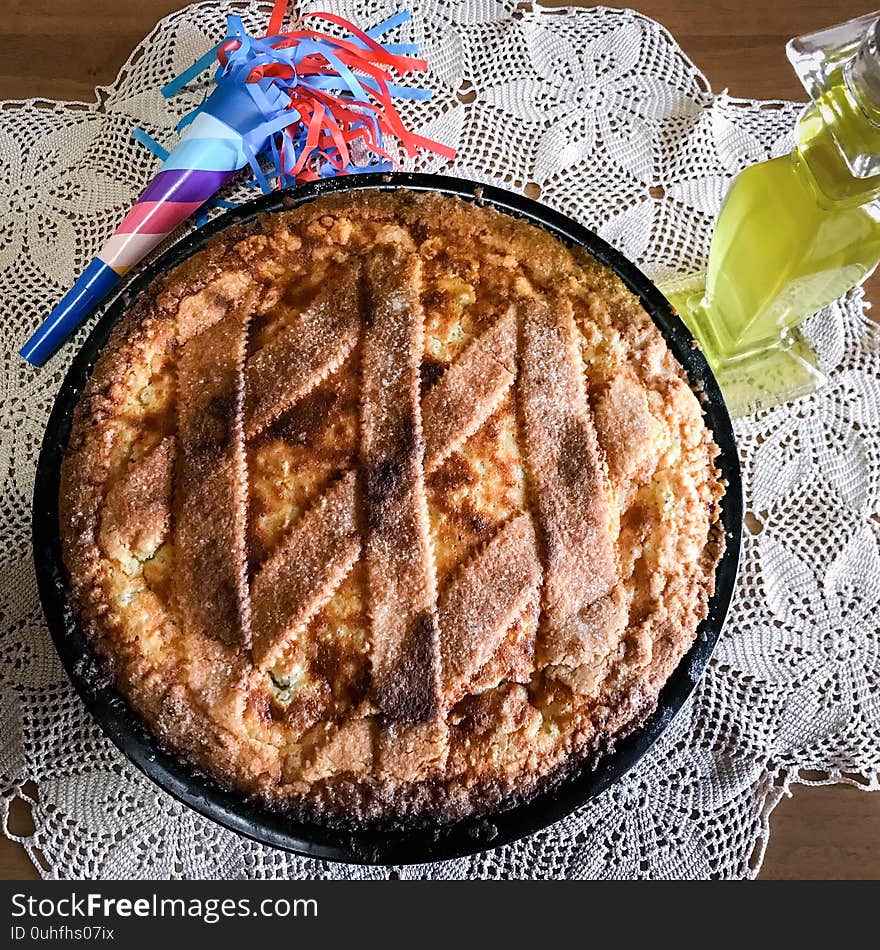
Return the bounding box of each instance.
[361,247,441,722]
[243,262,361,439]
[439,513,541,700]
[250,470,361,669]
[173,293,256,650]
[97,436,175,564]
[517,297,618,627]
[422,307,517,472]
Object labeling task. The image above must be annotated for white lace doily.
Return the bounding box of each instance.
[2,1,878,880]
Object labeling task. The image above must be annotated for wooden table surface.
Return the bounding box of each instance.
[1,0,878,880]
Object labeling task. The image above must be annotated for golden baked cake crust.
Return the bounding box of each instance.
[59,190,724,823]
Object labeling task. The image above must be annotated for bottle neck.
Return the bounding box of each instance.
[794,69,880,207]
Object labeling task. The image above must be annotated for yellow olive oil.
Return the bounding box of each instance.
[665,19,880,416]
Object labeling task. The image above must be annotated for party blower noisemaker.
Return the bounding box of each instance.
[664,11,880,417]
[19,6,454,367]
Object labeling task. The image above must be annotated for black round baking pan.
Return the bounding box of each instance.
[32,172,743,866]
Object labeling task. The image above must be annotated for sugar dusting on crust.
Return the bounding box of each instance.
[360,247,441,723]
[422,307,517,472]
[243,262,361,439]
[439,512,541,703]
[59,190,725,825]
[173,292,255,651]
[518,296,617,618]
[250,470,361,669]
[98,437,175,565]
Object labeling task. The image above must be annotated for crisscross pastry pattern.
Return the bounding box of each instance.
[60,191,724,824]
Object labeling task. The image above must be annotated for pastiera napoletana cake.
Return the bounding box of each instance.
[60,190,724,823]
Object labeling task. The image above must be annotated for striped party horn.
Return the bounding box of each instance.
[19,86,264,367]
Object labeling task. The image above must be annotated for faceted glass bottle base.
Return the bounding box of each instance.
[665,286,828,418]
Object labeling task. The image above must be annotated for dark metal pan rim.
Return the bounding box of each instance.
[32,171,743,867]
